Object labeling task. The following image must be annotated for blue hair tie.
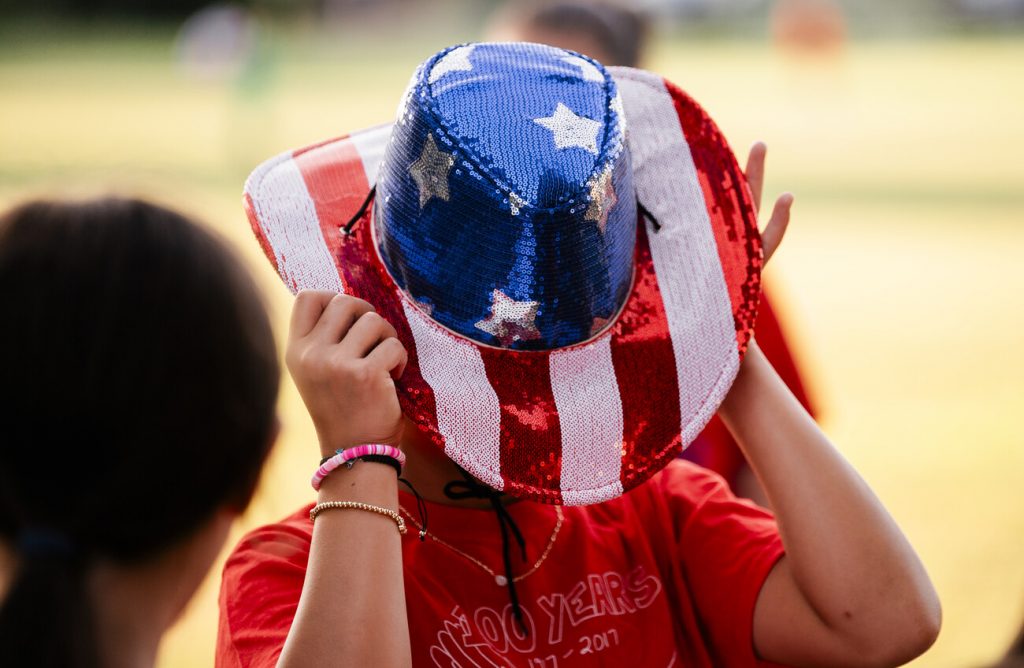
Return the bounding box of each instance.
[16,528,76,559]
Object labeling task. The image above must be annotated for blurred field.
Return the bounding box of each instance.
[1,24,1022,668]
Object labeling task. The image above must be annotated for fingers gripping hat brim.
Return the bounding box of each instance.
[244,67,761,505]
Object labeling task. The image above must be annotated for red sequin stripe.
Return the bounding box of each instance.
[664,80,762,355]
[291,137,363,294]
[291,139,443,446]
[611,221,683,494]
[479,347,564,504]
[243,191,278,276]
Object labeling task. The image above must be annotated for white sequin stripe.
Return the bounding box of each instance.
[401,301,505,490]
[244,153,345,294]
[612,68,740,443]
[351,123,392,184]
[550,336,625,506]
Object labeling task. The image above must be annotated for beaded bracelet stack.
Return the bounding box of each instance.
[310,444,406,491]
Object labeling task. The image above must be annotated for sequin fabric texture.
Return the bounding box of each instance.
[375,42,637,350]
[242,47,764,504]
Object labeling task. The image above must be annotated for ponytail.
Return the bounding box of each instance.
[0,533,97,668]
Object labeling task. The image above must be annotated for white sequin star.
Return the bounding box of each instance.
[409,134,455,209]
[562,55,604,83]
[475,289,542,346]
[428,45,475,84]
[533,102,602,155]
[585,168,618,234]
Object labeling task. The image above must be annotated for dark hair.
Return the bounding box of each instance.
[0,197,279,667]
[513,1,650,67]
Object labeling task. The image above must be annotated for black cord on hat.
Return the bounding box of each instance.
[341,186,376,236]
[637,199,661,232]
[444,467,530,637]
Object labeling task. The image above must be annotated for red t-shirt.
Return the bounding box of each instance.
[216,460,786,667]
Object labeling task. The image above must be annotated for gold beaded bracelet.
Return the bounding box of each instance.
[309,501,407,535]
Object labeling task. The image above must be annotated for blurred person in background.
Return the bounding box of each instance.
[0,198,280,668]
[487,0,819,506]
[770,0,848,55]
[175,3,279,174]
[487,0,651,67]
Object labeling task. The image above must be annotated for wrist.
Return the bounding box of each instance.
[719,340,767,423]
[317,461,400,507]
[314,431,404,460]
[315,430,358,459]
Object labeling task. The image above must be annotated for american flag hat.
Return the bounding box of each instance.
[244,42,761,505]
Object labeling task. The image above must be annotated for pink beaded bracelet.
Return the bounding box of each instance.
[311,444,406,491]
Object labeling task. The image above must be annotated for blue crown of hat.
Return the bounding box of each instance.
[374,42,637,350]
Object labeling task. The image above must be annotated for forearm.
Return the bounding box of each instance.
[719,343,940,660]
[276,462,411,668]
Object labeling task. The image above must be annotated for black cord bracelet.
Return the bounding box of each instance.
[358,454,403,478]
[318,452,402,478]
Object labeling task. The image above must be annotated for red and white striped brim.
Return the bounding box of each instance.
[244,67,761,505]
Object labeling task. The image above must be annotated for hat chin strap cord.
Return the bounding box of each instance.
[341,185,377,236]
[637,199,661,232]
[443,467,530,637]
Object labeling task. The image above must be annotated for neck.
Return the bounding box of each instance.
[89,510,232,668]
[0,541,14,602]
[400,418,518,510]
[89,561,170,668]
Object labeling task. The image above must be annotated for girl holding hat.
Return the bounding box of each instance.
[218,43,940,667]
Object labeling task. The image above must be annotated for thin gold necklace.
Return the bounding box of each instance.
[399,504,563,587]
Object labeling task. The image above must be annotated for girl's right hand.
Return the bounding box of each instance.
[286,291,408,458]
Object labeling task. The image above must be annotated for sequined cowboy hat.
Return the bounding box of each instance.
[244,42,761,505]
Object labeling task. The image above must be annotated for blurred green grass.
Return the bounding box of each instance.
[1,25,1022,668]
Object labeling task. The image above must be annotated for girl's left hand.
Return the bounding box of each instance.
[744,141,794,265]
